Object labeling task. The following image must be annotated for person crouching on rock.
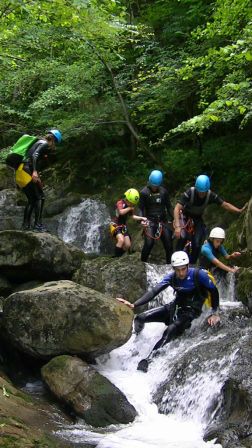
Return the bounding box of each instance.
[110,188,147,257]
[117,250,220,372]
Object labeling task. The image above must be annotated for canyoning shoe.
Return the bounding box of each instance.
[33,224,48,233]
[134,318,145,335]
[137,359,150,373]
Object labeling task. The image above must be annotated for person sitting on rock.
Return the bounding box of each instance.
[199,227,241,274]
[117,250,220,372]
[110,188,147,257]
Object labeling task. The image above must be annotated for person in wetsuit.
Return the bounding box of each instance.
[21,129,62,232]
[200,227,241,274]
[138,170,173,264]
[117,251,220,372]
[173,174,247,264]
[111,188,147,257]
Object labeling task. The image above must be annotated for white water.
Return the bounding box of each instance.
[58,198,111,253]
[56,265,242,447]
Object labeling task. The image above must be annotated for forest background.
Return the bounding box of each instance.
[0,0,251,206]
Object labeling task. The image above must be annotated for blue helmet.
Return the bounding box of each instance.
[149,170,163,186]
[195,175,210,192]
[48,129,62,143]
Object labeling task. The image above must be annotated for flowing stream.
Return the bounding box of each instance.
[54,264,242,448]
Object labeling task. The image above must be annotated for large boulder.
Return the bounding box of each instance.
[41,355,137,427]
[0,164,15,190]
[0,189,24,230]
[3,280,133,358]
[74,253,147,303]
[0,230,84,282]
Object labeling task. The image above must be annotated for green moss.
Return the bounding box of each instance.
[236,268,252,306]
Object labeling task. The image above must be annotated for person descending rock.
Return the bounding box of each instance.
[200,227,241,274]
[173,174,247,263]
[110,189,147,257]
[18,129,62,232]
[138,170,173,263]
[117,251,220,372]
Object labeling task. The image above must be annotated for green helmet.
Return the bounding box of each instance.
[124,188,139,205]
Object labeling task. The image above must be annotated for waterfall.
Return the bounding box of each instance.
[57,198,111,254]
[56,265,242,448]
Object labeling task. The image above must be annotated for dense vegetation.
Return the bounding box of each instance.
[0,0,251,200]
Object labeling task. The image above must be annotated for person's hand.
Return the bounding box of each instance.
[231,252,241,258]
[240,203,248,213]
[32,171,39,183]
[116,297,134,309]
[208,314,220,327]
[141,219,149,227]
[230,266,239,274]
[174,226,181,238]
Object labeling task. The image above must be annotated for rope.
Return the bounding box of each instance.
[144,221,163,240]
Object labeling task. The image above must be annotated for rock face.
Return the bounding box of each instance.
[0,230,84,282]
[41,355,137,427]
[3,280,133,358]
[151,306,252,448]
[74,253,147,303]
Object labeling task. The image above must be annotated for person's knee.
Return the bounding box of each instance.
[116,235,124,248]
[134,314,145,334]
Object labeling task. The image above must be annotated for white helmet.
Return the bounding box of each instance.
[209,227,225,239]
[171,251,189,267]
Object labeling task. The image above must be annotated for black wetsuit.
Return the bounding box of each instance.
[138,185,173,263]
[22,140,50,228]
[134,267,219,354]
[176,187,223,263]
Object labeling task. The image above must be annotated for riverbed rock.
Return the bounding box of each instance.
[74,252,147,303]
[0,274,12,297]
[41,355,137,427]
[3,280,133,358]
[0,164,15,190]
[0,230,84,282]
[236,268,252,311]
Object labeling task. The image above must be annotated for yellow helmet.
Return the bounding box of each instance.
[124,188,139,205]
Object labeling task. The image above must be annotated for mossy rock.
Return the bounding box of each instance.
[236,268,252,310]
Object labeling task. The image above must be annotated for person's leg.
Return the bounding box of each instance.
[22,182,37,230]
[141,224,156,262]
[134,304,171,334]
[114,232,125,257]
[137,308,196,372]
[123,235,131,252]
[160,224,173,264]
[33,184,46,229]
[190,220,206,264]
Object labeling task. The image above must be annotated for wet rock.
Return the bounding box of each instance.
[0,164,15,190]
[236,268,252,310]
[0,189,24,230]
[44,192,82,217]
[0,274,12,297]
[0,230,84,282]
[3,280,133,358]
[42,355,137,427]
[74,252,147,303]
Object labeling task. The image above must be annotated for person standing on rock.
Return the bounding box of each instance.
[110,188,147,257]
[138,170,173,264]
[18,130,62,232]
[199,227,241,274]
[117,251,220,372]
[173,174,247,264]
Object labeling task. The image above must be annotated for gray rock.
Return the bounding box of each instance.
[74,252,147,303]
[3,280,133,358]
[41,355,137,427]
[0,230,84,282]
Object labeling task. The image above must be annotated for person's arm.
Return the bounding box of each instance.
[116,273,172,309]
[31,142,49,181]
[211,257,239,273]
[225,252,241,259]
[118,206,134,216]
[174,203,184,238]
[221,201,248,214]
[132,214,148,222]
